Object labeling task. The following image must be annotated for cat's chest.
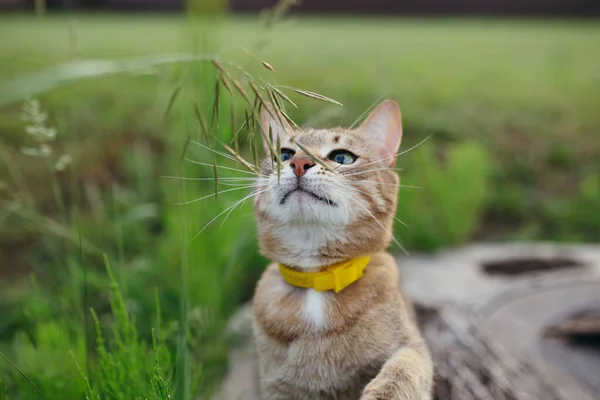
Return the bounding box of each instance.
[254,272,397,347]
[254,285,393,394]
[303,289,328,328]
[253,265,401,395]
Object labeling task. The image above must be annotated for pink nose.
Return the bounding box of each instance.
[290,156,316,177]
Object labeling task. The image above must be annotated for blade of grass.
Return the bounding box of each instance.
[70,351,95,399]
[250,82,284,129]
[210,59,227,74]
[277,103,299,129]
[184,159,256,175]
[349,93,388,129]
[276,135,281,184]
[231,76,251,105]
[0,351,47,399]
[266,86,283,111]
[180,132,192,162]
[242,106,251,146]
[219,73,233,95]
[238,46,276,73]
[212,61,251,105]
[251,95,260,127]
[266,86,296,129]
[211,79,220,129]
[111,186,125,279]
[295,141,332,172]
[0,147,34,207]
[250,137,259,170]
[0,53,216,107]
[279,86,343,106]
[271,86,298,109]
[1,200,103,255]
[248,82,269,110]
[163,86,181,120]
[219,142,259,174]
[261,61,274,72]
[268,125,274,168]
[213,158,219,199]
[262,86,298,135]
[193,102,210,143]
[176,176,191,400]
[74,206,90,377]
[230,101,238,152]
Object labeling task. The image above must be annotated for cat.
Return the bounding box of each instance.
[252,100,433,400]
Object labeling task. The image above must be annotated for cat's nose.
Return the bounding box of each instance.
[290,156,316,177]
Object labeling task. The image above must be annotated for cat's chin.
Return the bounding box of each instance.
[270,203,348,226]
[279,188,337,207]
[264,191,349,226]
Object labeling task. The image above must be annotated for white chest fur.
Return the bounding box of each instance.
[303,289,327,329]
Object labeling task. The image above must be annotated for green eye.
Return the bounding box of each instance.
[328,150,357,165]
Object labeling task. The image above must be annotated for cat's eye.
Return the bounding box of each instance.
[280,148,295,162]
[328,150,357,165]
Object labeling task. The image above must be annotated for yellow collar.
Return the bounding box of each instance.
[279,255,371,293]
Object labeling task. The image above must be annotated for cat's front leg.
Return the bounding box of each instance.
[361,342,433,400]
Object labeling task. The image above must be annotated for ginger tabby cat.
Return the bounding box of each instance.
[252,100,433,400]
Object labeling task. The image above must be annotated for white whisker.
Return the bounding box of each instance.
[350,184,411,228]
[348,196,409,256]
[220,186,271,227]
[349,93,389,129]
[261,198,275,224]
[189,187,271,242]
[364,135,432,170]
[233,120,248,142]
[185,158,262,176]
[340,167,403,177]
[175,184,257,205]
[392,135,432,158]
[341,135,431,175]
[191,140,240,163]
[218,181,260,187]
[394,216,410,228]
[161,175,259,181]
[356,180,420,189]
[338,194,350,220]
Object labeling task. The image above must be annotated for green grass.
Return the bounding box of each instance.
[0,14,599,399]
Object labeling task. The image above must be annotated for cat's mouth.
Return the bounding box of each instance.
[280,188,337,207]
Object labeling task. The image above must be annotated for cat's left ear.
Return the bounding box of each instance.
[357,100,403,166]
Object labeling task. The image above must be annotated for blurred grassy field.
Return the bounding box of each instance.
[0,14,599,399]
[2,15,599,210]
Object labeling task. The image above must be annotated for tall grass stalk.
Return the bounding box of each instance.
[74,207,90,378]
[0,352,46,400]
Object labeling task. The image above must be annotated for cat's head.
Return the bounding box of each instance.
[254,100,403,268]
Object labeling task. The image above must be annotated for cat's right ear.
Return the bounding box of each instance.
[357,99,403,166]
[260,104,293,153]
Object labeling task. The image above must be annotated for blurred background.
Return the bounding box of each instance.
[0,0,599,399]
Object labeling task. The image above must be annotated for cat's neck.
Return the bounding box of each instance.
[261,223,349,269]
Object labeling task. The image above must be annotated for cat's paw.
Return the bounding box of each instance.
[361,379,392,400]
[361,379,430,400]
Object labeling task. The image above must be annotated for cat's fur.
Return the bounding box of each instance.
[252,100,433,400]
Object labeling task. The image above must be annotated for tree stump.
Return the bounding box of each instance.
[217,243,600,399]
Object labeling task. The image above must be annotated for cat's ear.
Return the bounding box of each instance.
[260,104,293,153]
[357,100,403,166]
